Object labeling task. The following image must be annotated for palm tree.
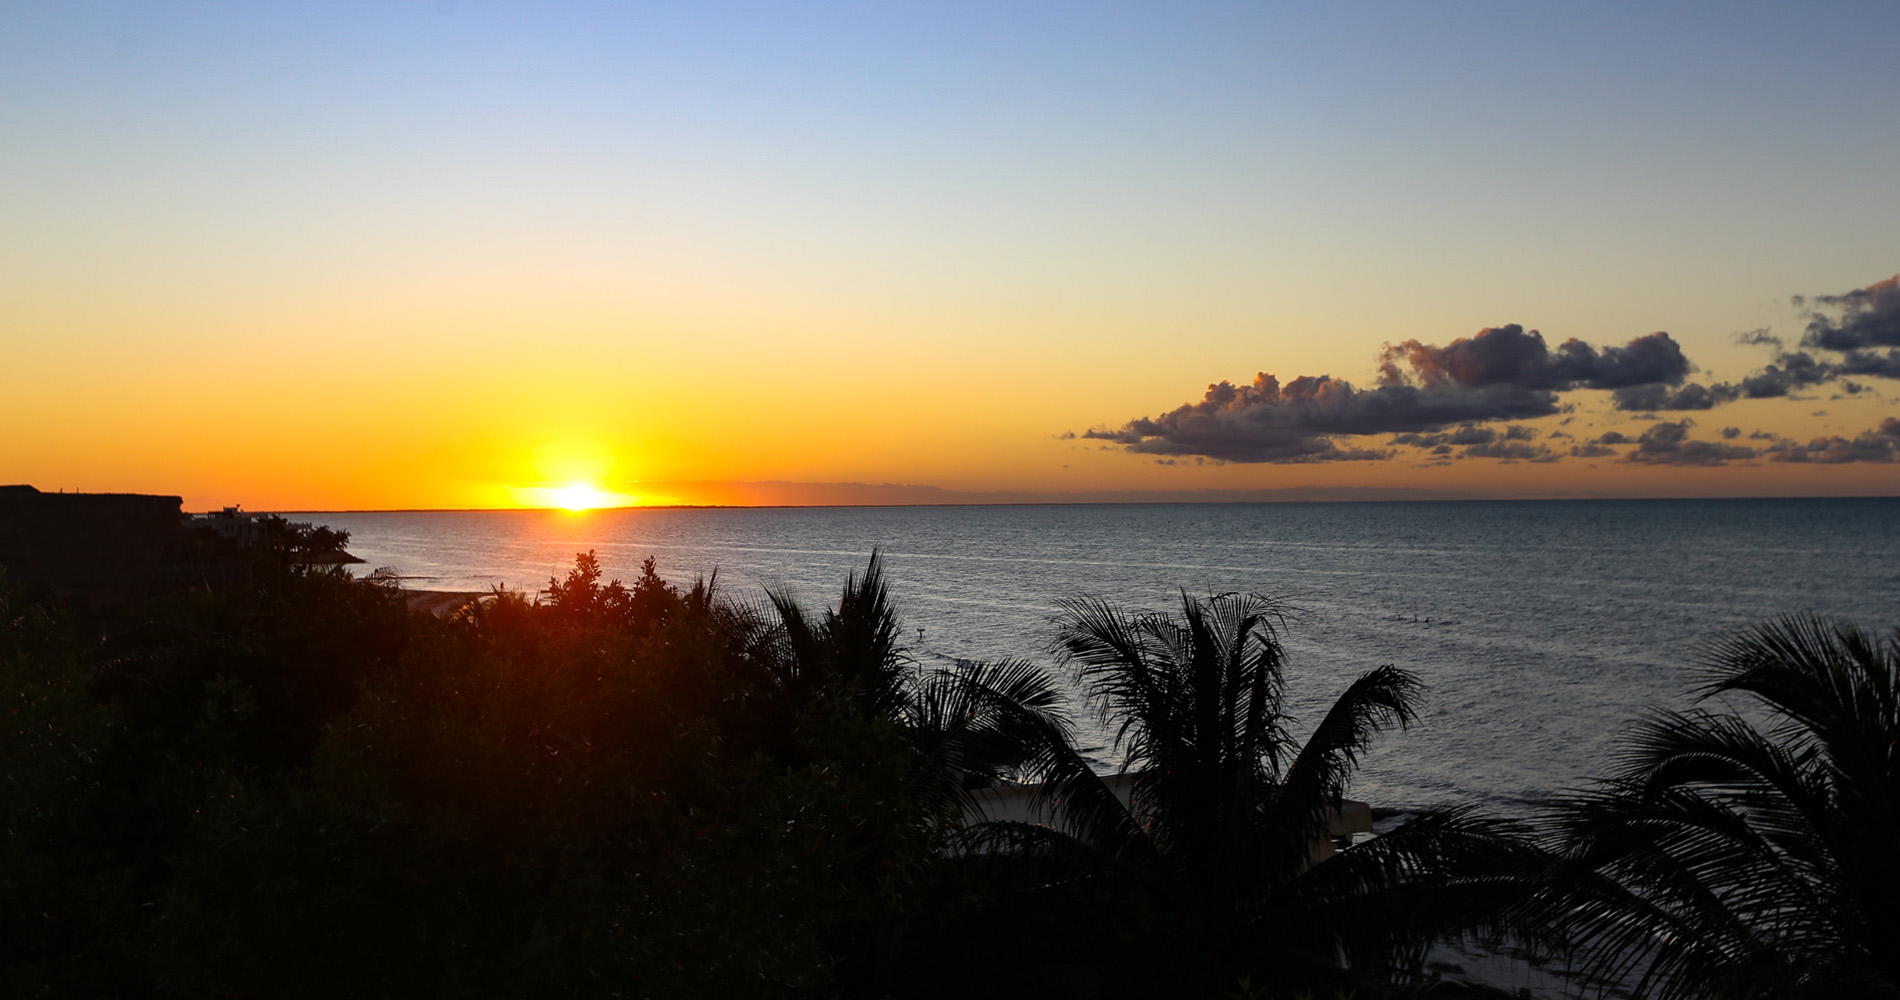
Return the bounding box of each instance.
[728,551,1077,829]
[965,590,1522,986]
[1544,616,1900,998]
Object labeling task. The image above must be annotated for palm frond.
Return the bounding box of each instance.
[1277,808,1551,979]
[1543,615,1900,998]
[822,550,909,717]
[1274,664,1423,853]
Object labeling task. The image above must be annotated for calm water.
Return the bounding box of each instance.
[291,499,1900,818]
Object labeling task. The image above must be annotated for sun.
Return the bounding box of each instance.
[503,480,645,509]
[552,483,609,510]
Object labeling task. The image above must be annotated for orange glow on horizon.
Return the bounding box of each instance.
[506,482,645,510]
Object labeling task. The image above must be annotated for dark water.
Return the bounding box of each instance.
[293,499,1900,817]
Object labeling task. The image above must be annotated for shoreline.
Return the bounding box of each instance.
[401,589,488,618]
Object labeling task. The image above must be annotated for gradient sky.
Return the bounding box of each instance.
[5,2,1898,509]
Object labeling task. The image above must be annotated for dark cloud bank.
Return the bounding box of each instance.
[1612,274,1900,411]
[1085,325,1688,462]
[1561,415,1900,467]
[1766,416,1900,465]
[1083,276,1900,468]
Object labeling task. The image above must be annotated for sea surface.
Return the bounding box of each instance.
[291,499,1900,819]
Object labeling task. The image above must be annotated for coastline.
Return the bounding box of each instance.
[401,589,488,618]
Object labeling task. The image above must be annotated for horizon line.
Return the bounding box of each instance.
[266,492,1900,515]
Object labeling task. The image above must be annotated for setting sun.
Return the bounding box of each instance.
[503,481,644,509]
[553,483,608,510]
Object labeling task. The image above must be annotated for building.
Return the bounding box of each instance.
[0,484,188,611]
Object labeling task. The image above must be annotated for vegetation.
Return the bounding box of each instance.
[957,592,1528,993]
[1538,617,1900,999]
[0,548,1109,998]
[4,545,1894,998]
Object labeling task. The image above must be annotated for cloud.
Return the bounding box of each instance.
[1083,374,1553,462]
[1388,422,1530,448]
[1383,326,1690,391]
[1610,382,1735,411]
[1461,440,1558,462]
[1622,420,1759,466]
[1737,351,1838,397]
[1391,423,1553,461]
[1081,279,1900,466]
[1407,295,1900,416]
[1088,327,1693,463]
[1834,348,1900,379]
[1798,274,1900,351]
[1762,415,1900,464]
[1598,278,1900,414]
[1767,435,1896,464]
[1609,350,1847,411]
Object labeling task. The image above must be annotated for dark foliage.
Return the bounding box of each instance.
[938,592,1538,995]
[19,547,1871,998]
[1540,616,1900,999]
[1,549,1090,997]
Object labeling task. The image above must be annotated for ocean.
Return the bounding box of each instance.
[292,498,1900,819]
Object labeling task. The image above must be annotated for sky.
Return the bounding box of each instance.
[4,1,1898,510]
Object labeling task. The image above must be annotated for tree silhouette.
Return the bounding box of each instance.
[963,591,1522,988]
[1545,616,1900,998]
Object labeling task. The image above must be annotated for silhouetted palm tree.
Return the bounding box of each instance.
[966,591,1521,984]
[1547,616,1900,998]
[731,551,1075,827]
